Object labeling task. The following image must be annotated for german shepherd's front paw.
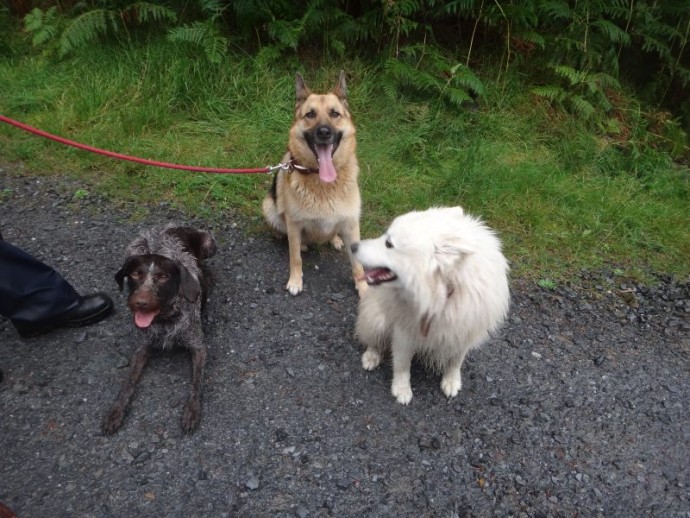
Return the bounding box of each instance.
[331,235,344,250]
[355,279,368,298]
[286,277,303,296]
[102,406,125,435]
[181,398,201,433]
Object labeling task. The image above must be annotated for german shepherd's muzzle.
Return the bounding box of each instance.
[304,124,343,163]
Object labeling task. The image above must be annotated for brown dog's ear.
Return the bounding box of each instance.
[178,264,201,303]
[115,257,138,291]
[169,227,217,260]
[198,231,217,260]
[333,70,347,100]
[295,72,310,108]
[114,268,127,291]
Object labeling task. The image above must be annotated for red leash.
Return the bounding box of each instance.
[0,114,273,174]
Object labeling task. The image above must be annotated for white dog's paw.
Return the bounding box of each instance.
[391,378,413,405]
[361,350,381,370]
[286,278,303,296]
[440,372,462,398]
[331,235,344,250]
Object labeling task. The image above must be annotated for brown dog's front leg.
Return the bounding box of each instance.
[181,345,206,433]
[102,343,152,435]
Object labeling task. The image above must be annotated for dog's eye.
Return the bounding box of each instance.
[385,238,394,249]
[154,273,169,283]
[129,272,140,280]
[330,109,340,118]
[305,110,316,119]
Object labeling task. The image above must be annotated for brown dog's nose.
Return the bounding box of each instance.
[350,242,359,253]
[131,293,152,311]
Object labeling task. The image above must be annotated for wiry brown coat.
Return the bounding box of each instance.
[102,224,216,434]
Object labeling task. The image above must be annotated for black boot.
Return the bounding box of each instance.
[13,293,114,338]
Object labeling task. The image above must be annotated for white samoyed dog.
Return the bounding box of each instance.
[351,206,510,404]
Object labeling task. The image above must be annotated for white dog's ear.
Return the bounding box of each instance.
[442,206,464,218]
[418,235,471,336]
[434,238,475,267]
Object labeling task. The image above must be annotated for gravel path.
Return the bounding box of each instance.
[1,170,688,517]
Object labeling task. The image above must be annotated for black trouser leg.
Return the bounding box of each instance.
[0,241,80,325]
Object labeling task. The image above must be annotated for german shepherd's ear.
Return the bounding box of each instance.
[295,72,311,108]
[333,70,347,100]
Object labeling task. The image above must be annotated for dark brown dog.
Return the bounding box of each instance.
[102,224,216,434]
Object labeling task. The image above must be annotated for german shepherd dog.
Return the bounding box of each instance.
[262,71,367,297]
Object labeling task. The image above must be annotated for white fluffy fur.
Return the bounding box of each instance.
[354,206,510,404]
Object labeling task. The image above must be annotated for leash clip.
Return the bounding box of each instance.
[266,159,311,174]
[266,162,291,174]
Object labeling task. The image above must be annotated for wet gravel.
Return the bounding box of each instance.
[1,170,688,517]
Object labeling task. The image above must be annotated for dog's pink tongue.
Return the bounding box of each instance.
[316,144,337,183]
[134,310,159,328]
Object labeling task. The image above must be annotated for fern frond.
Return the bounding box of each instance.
[59,9,119,57]
[384,0,423,18]
[641,35,672,60]
[538,0,571,22]
[553,65,586,86]
[443,0,478,16]
[443,86,472,108]
[592,19,631,45]
[266,19,303,49]
[408,69,440,93]
[531,86,566,102]
[24,7,61,47]
[567,94,595,119]
[254,45,283,66]
[198,0,225,16]
[24,7,46,33]
[450,63,486,97]
[167,20,227,63]
[517,30,546,50]
[589,72,621,90]
[125,3,177,24]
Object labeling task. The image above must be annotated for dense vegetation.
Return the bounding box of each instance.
[1,1,688,281]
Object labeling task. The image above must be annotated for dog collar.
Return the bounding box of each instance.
[287,154,319,175]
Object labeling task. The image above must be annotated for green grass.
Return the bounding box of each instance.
[1,42,688,281]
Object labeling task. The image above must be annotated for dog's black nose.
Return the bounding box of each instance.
[350,242,359,253]
[316,125,332,141]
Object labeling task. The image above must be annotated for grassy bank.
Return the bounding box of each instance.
[1,43,688,281]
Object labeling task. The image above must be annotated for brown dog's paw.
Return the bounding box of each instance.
[102,407,125,435]
[181,399,201,433]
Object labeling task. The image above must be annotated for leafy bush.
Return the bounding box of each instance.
[12,0,690,152]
